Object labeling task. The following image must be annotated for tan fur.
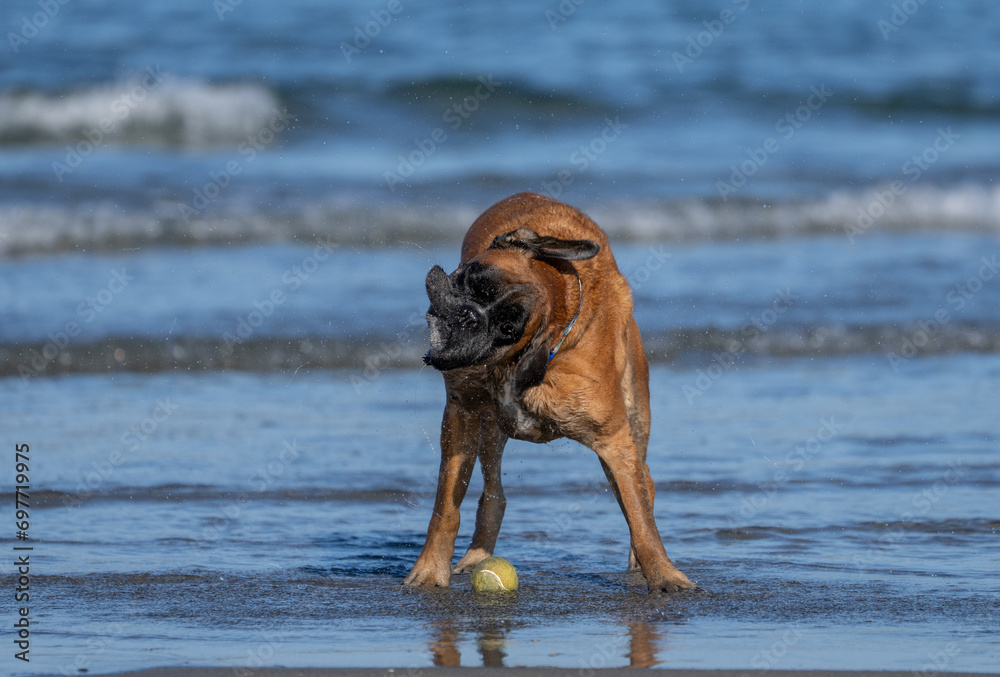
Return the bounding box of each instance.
[404,192,694,593]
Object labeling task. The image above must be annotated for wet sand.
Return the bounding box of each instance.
[21,562,999,674]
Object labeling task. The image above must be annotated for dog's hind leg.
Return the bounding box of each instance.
[453,410,508,573]
[598,456,654,573]
[593,427,693,593]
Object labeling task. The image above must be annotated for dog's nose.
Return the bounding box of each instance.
[457,305,483,331]
[425,265,455,311]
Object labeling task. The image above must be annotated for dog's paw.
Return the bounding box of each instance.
[403,559,451,588]
[452,547,491,574]
[646,568,697,594]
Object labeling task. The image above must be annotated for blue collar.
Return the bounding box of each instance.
[548,269,583,362]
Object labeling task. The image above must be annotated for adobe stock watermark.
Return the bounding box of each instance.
[625,246,673,292]
[383,75,499,192]
[671,0,750,73]
[538,116,627,199]
[222,237,337,349]
[844,126,959,243]
[728,417,844,528]
[17,268,134,383]
[351,310,426,393]
[877,0,928,40]
[911,629,987,677]
[62,398,180,508]
[915,642,964,677]
[885,254,998,371]
[7,0,72,53]
[232,623,291,677]
[548,500,584,542]
[340,0,408,63]
[52,66,172,182]
[578,636,624,675]
[213,0,244,21]
[544,0,585,30]
[716,84,832,200]
[177,107,292,223]
[683,287,799,403]
[200,439,302,543]
[749,628,807,670]
[850,458,966,570]
[55,622,127,676]
[393,462,444,516]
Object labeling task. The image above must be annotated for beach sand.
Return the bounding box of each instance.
[23,559,999,674]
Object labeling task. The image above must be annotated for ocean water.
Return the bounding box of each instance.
[1,0,999,673]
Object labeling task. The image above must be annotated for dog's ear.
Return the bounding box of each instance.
[490,227,599,261]
[511,330,551,397]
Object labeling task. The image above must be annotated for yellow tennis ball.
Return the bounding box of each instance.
[470,556,519,592]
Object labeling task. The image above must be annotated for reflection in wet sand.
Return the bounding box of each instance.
[424,615,663,668]
[626,621,664,668]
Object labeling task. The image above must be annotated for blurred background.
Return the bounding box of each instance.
[2,0,999,371]
[2,1,998,248]
[1,0,998,672]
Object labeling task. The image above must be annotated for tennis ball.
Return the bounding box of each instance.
[470,556,518,592]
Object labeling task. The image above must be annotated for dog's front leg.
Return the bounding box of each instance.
[404,401,479,587]
[453,410,508,573]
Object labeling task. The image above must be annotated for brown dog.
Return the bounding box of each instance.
[403,192,694,593]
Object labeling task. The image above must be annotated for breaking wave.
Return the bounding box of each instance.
[0,76,284,148]
[1,183,998,258]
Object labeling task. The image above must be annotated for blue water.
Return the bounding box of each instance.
[3,358,998,672]
[1,0,999,673]
[1,0,999,242]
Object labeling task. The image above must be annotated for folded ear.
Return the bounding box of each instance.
[511,329,552,397]
[490,227,599,261]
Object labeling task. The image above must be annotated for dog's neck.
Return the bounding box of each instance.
[547,267,583,362]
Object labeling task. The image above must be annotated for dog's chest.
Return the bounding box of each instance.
[492,375,560,443]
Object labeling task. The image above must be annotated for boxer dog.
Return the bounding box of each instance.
[403,192,694,593]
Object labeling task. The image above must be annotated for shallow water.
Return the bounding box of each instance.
[3,233,1000,378]
[3,0,1000,673]
[3,215,999,675]
[3,0,1000,253]
[3,355,998,673]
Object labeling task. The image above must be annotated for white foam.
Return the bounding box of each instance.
[1,184,997,258]
[0,76,283,147]
[593,184,1000,241]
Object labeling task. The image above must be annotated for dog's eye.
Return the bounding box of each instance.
[493,304,527,342]
[459,263,500,302]
[468,276,495,302]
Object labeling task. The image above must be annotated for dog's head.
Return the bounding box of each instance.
[423,227,599,378]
